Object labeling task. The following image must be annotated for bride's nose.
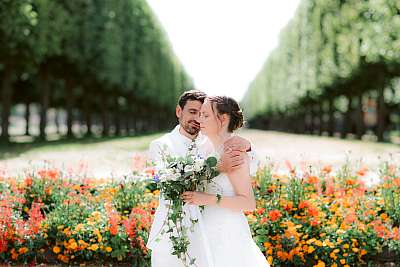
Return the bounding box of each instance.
[198,115,204,124]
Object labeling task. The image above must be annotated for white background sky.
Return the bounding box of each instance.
[146,0,301,101]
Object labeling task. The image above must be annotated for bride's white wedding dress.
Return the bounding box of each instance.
[196,171,270,267]
[147,125,268,266]
[150,170,270,267]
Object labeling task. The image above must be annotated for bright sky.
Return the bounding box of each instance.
[146,0,301,101]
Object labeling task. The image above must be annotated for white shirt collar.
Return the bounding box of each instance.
[172,124,205,146]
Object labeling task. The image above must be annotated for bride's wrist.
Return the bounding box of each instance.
[215,193,222,205]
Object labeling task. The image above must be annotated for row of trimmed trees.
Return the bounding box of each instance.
[242,0,400,142]
[0,0,192,143]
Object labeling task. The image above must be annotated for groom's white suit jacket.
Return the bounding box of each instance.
[146,124,258,250]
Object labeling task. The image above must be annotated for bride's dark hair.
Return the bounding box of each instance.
[207,96,244,132]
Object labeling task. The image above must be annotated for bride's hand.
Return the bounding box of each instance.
[181,191,213,205]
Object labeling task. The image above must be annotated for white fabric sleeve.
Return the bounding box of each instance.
[149,140,167,170]
[247,143,259,176]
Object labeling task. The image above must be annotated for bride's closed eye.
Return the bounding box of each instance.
[200,112,209,118]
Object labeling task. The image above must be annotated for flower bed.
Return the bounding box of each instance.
[0,160,399,266]
[249,161,400,266]
[0,170,155,266]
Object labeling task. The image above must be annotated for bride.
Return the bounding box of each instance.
[181,96,270,267]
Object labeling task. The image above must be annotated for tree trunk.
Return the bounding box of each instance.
[25,101,31,136]
[341,96,352,139]
[101,93,109,137]
[328,97,335,137]
[114,95,121,136]
[65,77,75,139]
[356,93,365,140]
[39,64,50,141]
[310,103,315,134]
[377,86,386,142]
[1,64,14,143]
[124,111,130,136]
[318,101,324,136]
[84,90,92,137]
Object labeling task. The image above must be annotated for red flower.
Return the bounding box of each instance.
[256,208,266,215]
[268,209,282,222]
[0,197,13,253]
[298,200,310,209]
[105,203,120,236]
[307,206,319,217]
[27,201,45,235]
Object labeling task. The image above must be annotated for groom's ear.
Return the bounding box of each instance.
[176,105,182,119]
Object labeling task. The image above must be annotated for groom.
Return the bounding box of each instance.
[146,90,257,266]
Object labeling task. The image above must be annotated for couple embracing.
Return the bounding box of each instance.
[146,90,270,267]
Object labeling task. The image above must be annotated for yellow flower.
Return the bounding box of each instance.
[53,246,61,254]
[88,244,99,251]
[307,238,316,244]
[267,256,273,264]
[106,246,113,252]
[69,241,78,250]
[308,246,315,253]
[343,244,349,249]
[153,189,160,195]
[340,259,346,265]
[75,223,84,232]
[315,240,323,247]
[314,260,325,267]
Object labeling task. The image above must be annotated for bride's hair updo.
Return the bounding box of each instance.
[207,96,244,132]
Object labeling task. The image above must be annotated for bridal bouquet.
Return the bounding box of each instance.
[152,141,219,266]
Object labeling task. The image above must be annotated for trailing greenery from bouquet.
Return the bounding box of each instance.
[150,141,219,266]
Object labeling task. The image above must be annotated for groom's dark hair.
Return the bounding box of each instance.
[178,90,207,109]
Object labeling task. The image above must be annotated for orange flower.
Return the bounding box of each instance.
[307,176,319,184]
[356,167,368,177]
[268,209,282,222]
[322,165,332,174]
[24,177,33,187]
[393,178,400,187]
[53,246,61,254]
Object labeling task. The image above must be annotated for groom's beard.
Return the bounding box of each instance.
[182,120,200,136]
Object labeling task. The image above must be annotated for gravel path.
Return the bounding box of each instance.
[1,129,399,185]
